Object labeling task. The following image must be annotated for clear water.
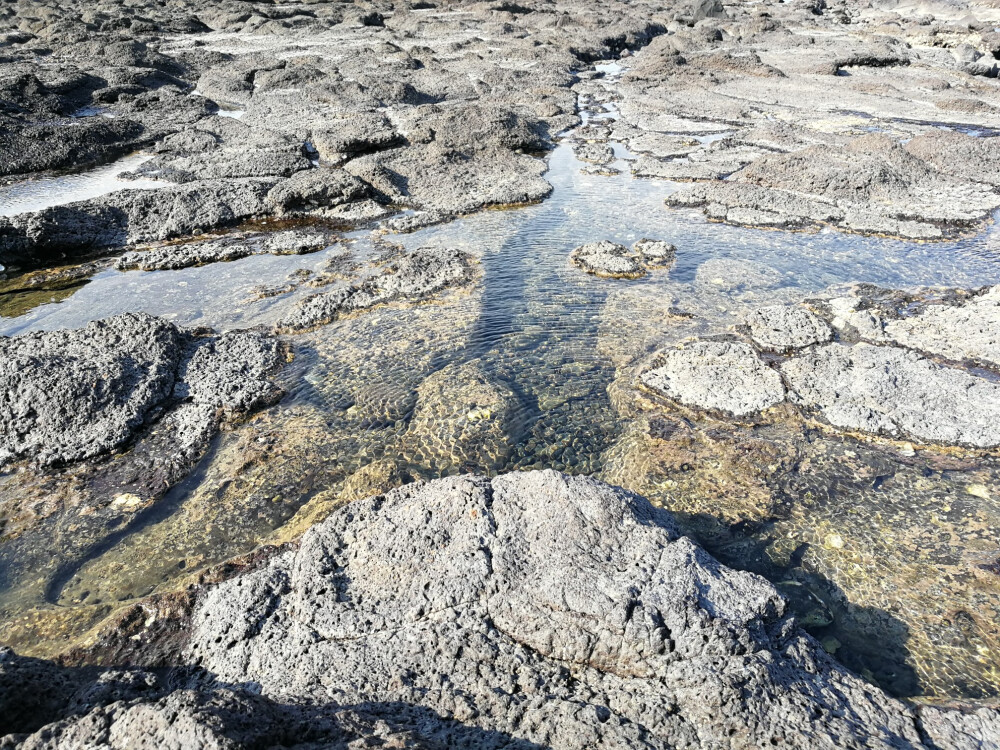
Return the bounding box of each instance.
[2,76,1000,702]
[0,153,163,218]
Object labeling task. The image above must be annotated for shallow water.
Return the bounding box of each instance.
[0,153,163,218]
[2,71,1000,701]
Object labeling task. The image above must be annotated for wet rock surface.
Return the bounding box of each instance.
[571,238,676,279]
[278,247,478,332]
[641,340,786,416]
[4,471,998,749]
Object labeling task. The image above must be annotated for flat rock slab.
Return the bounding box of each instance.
[668,134,1000,239]
[881,287,1000,368]
[115,228,332,272]
[642,340,786,416]
[745,304,832,352]
[278,247,478,332]
[782,343,1000,448]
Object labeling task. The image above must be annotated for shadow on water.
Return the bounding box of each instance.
[682,511,923,698]
[38,437,228,607]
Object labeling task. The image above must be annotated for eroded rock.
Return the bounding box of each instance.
[0,313,286,470]
[745,304,832,352]
[782,343,1000,448]
[278,247,478,332]
[641,341,786,416]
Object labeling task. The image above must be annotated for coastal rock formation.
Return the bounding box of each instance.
[0,179,278,271]
[669,135,1000,239]
[571,238,677,279]
[639,284,1000,448]
[783,342,1000,448]
[827,285,1000,368]
[641,340,786,416]
[278,247,478,332]
[3,471,997,748]
[0,312,285,469]
[571,240,645,279]
[744,304,832,352]
[115,228,332,272]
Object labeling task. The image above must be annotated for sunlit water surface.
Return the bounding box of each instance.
[1,83,1000,702]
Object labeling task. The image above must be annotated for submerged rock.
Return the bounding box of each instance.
[278,247,478,332]
[782,343,1000,448]
[6,471,995,748]
[403,360,524,473]
[641,340,786,416]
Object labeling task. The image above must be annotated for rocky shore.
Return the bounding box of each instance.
[3,0,1000,745]
[2,470,998,749]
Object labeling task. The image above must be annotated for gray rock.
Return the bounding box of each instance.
[115,229,331,272]
[0,179,276,272]
[669,134,1000,239]
[570,240,645,279]
[641,340,786,416]
[0,314,183,469]
[572,141,616,165]
[266,167,371,215]
[311,111,403,161]
[905,130,1000,187]
[180,470,985,749]
[0,313,285,470]
[0,117,149,179]
[345,143,553,214]
[882,286,1000,368]
[175,329,286,417]
[124,146,309,185]
[633,238,676,267]
[278,247,478,332]
[745,304,832,351]
[782,343,1000,447]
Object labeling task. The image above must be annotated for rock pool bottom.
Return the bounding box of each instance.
[2,142,1000,702]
